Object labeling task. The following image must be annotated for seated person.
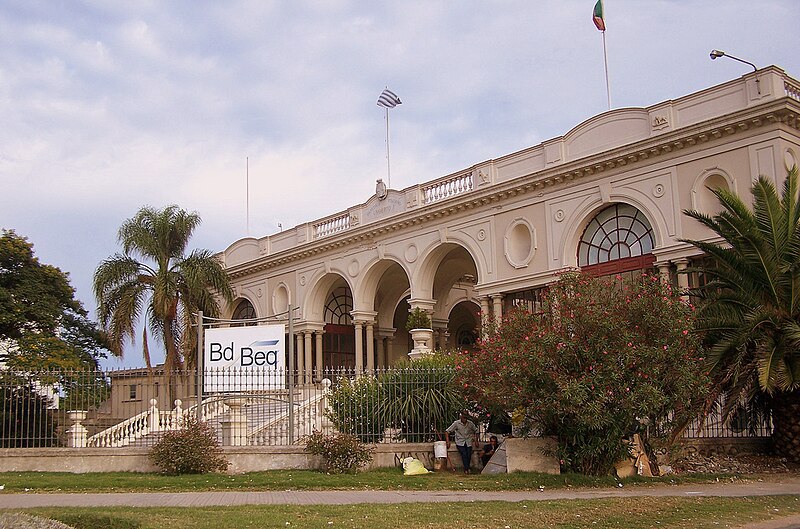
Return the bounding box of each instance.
[481,435,500,467]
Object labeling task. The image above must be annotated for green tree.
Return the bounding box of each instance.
[682,167,800,463]
[456,272,708,475]
[0,229,107,370]
[93,205,233,372]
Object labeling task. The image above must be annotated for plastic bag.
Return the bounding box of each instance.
[402,457,430,475]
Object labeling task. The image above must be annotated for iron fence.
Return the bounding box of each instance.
[0,367,772,449]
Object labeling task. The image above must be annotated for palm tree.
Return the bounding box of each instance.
[94,205,233,373]
[682,167,800,463]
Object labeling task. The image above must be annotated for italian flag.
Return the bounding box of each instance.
[593,0,605,31]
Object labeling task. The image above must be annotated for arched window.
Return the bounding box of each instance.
[232,299,257,326]
[324,287,353,325]
[578,203,654,266]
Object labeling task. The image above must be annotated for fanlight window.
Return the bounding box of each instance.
[232,299,257,326]
[324,287,353,325]
[578,204,654,266]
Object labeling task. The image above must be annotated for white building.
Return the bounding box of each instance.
[219,66,800,378]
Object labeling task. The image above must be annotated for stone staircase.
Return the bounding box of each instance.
[84,382,332,448]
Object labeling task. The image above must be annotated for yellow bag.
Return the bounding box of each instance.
[402,457,430,475]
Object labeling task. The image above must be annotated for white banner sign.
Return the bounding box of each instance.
[203,325,285,392]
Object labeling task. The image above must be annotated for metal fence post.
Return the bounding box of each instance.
[196,310,204,423]
[288,304,295,445]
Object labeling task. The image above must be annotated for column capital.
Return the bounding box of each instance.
[350,310,377,324]
[376,327,396,339]
[407,298,436,313]
[673,258,690,270]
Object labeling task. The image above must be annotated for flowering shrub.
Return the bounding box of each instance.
[149,417,228,474]
[455,272,709,475]
[304,430,374,474]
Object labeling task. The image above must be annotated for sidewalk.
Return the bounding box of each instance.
[0,478,798,528]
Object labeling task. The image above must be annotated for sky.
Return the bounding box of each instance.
[2,1,799,369]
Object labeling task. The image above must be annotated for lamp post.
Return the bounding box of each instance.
[710,49,760,94]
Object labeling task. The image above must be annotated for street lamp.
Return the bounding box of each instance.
[710,49,760,93]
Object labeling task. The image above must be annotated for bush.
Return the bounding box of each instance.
[375,354,468,442]
[456,272,709,475]
[148,417,228,474]
[325,353,469,442]
[405,307,431,330]
[325,375,384,442]
[304,430,374,474]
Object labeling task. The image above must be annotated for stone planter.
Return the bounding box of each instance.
[408,328,433,359]
[66,410,88,448]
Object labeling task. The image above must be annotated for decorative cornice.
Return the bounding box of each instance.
[227,98,800,280]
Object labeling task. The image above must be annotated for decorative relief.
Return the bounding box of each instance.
[651,115,669,130]
[554,209,565,222]
[785,148,798,172]
[477,229,486,241]
[478,170,490,185]
[272,283,290,315]
[405,243,418,263]
[257,288,263,298]
[653,183,665,198]
[299,275,306,286]
[504,218,536,269]
[347,259,360,277]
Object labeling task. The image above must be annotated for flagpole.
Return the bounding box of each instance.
[246,156,250,236]
[385,107,391,188]
[602,30,611,110]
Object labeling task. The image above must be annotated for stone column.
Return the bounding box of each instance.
[376,336,386,369]
[656,261,672,284]
[315,330,324,382]
[365,322,375,372]
[479,296,490,335]
[304,331,313,384]
[386,336,394,366]
[491,294,503,326]
[296,334,305,382]
[354,321,364,372]
[437,327,451,349]
[148,398,159,433]
[675,259,690,302]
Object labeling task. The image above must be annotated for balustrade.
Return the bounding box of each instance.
[422,172,474,204]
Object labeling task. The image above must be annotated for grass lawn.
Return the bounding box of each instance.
[7,496,799,529]
[0,468,755,494]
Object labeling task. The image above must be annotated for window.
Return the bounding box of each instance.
[324,287,353,325]
[578,203,654,266]
[128,384,138,401]
[232,299,257,326]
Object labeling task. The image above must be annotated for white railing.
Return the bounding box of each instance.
[249,385,330,445]
[422,171,474,205]
[314,212,350,239]
[786,81,800,102]
[86,397,229,448]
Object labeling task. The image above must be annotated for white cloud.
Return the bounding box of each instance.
[1,0,799,367]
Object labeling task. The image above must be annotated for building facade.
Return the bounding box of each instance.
[220,67,800,378]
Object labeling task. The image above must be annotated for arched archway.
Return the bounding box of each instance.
[321,278,355,369]
[448,300,480,351]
